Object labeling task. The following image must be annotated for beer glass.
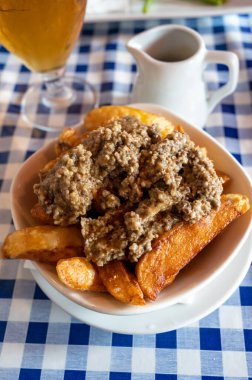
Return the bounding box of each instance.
[0,0,98,131]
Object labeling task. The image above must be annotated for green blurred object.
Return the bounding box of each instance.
[143,0,153,13]
[202,0,224,4]
[142,0,224,13]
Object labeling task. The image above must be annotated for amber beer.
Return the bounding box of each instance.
[0,0,87,72]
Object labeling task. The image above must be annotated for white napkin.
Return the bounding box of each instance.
[86,0,130,14]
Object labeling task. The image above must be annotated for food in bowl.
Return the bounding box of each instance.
[2,105,250,306]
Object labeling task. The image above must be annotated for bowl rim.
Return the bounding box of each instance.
[10,103,252,316]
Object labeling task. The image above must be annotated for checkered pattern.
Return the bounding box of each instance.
[0,13,252,380]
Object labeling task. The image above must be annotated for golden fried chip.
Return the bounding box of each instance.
[98,261,145,305]
[31,203,55,225]
[56,257,106,292]
[83,105,175,138]
[136,194,250,300]
[216,170,231,186]
[2,226,83,263]
[55,128,83,156]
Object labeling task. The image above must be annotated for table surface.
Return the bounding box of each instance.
[0,13,252,380]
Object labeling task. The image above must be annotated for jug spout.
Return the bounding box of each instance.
[126,39,149,66]
[127,32,166,107]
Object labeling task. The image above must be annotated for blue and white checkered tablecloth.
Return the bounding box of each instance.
[0,13,252,380]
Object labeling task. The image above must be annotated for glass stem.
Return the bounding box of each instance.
[41,68,76,109]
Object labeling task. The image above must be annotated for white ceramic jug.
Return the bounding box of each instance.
[127,24,239,127]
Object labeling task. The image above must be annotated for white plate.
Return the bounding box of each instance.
[85,0,252,23]
[11,103,252,316]
[29,235,252,334]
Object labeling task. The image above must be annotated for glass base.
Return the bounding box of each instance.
[21,75,99,132]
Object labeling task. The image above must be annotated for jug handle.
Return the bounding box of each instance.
[204,50,239,113]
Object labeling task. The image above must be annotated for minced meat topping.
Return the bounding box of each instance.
[34,116,223,266]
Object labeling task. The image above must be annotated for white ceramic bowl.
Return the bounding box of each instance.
[10,103,252,316]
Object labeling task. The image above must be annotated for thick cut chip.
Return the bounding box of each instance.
[83,105,175,138]
[55,128,81,156]
[136,194,250,300]
[216,170,231,186]
[31,203,55,225]
[55,106,176,156]
[57,257,106,292]
[98,261,145,305]
[55,128,90,156]
[2,226,83,263]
